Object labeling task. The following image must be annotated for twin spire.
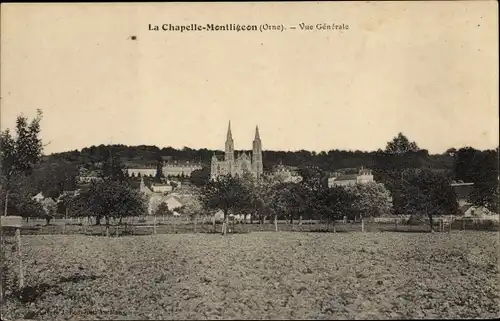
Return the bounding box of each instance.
[226,120,260,141]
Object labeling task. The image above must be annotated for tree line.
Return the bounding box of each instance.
[1,111,498,235]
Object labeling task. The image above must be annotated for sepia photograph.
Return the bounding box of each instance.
[0,1,499,320]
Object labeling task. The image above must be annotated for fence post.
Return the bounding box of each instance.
[16,228,24,289]
[361,219,365,232]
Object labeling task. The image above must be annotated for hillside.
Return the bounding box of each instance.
[47,144,455,173]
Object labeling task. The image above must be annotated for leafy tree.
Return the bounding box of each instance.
[71,180,146,235]
[298,165,326,192]
[374,133,428,214]
[0,110,43,301]
[155,161,163,180]
[31,160,78,199]
[385,132,420,155]
[268,182,307,229]
[297,165,327,222]
[190,167,211,187]
[0,188,45,223]
[179,193,203,232]
[100,148,127,182]
[316,185,356,228]
[41,198,58,225]
[57,193,77,218]
[199,175,252,235]
[454,147,498,210]
[344,182,393,219]
[154,202,172,217]
[401,168,458,232]
[0,110,44,216]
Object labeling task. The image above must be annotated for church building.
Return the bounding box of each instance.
[210,121,263,180]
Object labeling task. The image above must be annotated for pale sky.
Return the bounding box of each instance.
[1,2,498,155]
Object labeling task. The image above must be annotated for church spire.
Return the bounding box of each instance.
[227,120,233,141]
[252,124,263,179]
[254,125,260,140]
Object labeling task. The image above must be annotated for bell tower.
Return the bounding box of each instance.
[252,125,263,179]
[225,121,234,175]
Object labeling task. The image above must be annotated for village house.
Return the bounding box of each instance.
[138,177,193,215]
[328,167,374,187]
[162,160,202,177]
[127,160,202,178]
[267,164,303,183]
[127,166,157,178]
[77,167,103,184]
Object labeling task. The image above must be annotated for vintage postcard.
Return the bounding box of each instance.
[0,1,498,320]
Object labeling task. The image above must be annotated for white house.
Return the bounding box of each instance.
[461,204,498,218]
[328,167,374,188]
[32,192,45,202]
[164,195,184,211]
[151,183,173,193]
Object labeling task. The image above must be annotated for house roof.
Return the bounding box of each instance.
[460,204,474,213]
[33,192,44,199]
[333,174,358,181]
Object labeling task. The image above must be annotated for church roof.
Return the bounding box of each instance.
[237,152,250,160]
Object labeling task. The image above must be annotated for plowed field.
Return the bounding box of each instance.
[2,231,499,320]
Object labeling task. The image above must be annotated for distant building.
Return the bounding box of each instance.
[151,183,173,193]
[137,177,192,215]
[127,166,157,178]
[328,167,374,187]
[77,167,103,184]
[267,164,302,183]
[32,192,45,202]
[32,194,57,215]
[57,190,81,202]
[163,194,184,211]
[210,121,263,180]
[127,161,201,178]
[162,160,202,177]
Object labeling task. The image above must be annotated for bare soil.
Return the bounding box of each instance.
[2,231,499,320]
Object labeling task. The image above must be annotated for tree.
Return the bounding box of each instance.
[100,148,127,183]
[31,160,78,199]
[374,133,426,214]
[0,110,44,301]
[199,175,252,235]
[297,165,327,222]
[57,192,77,219]
[401,169,458,232]
[190,167,210,187]
[1,110,44,216]
[316,185,355,229]
[268,182,307,230]
[180,193,203,232]
[344,182,393,220]
[41,198,58,225]
[154,202,172,217]
[385,133,420,155]
[71,180,146,236]
[155,161,163,180]
[454,147,498,210]
[0,188,45,223]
